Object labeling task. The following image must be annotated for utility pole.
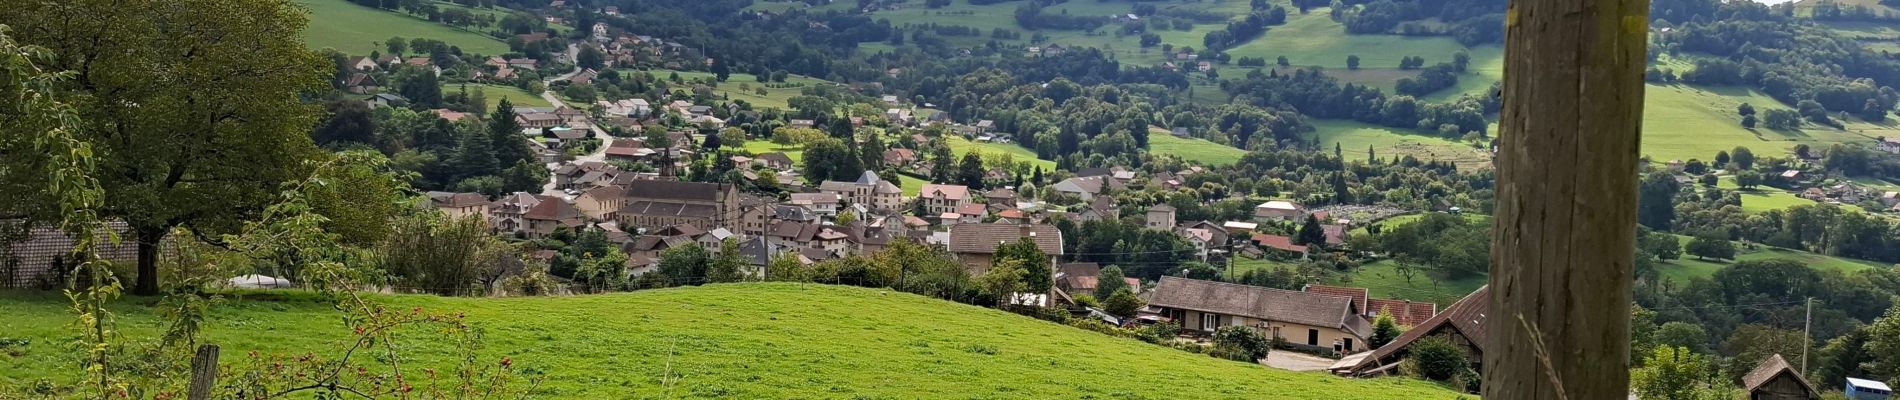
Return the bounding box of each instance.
[1482,0,1649,396]
[1802,297,1813,374]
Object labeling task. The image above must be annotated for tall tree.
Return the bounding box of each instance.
[1296,214,1326,246]
[957,151,986,189]
[994,237,1051,293]
[1637,172,1681,230]
[1730,146,1755,170]
[1094,265,1129,300]
[488,99,530,166]
[3,0,333,295]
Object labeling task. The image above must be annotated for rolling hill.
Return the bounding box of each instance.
[294,0,509,55]
[0,283,1468,398]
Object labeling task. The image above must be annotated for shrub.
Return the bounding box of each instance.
[1210,326,1272,362]
[1406,336,1467,381]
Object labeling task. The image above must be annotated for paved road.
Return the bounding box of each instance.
[1264,351,1338,372]
[536,43,611,198]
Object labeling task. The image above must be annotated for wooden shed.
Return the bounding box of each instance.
[1743,354,1818,400]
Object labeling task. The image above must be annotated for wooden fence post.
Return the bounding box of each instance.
[187,344,219,400]
[1484,0,1649,396]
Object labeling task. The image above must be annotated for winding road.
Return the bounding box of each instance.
[537,43,615,197]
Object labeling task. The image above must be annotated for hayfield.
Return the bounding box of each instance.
[1149,132,1249,165]
[445,82,552,109]
[293,0,509,55]
[945,136,1058,170]
[1306,120,1492,170]
[638,70,831,110]
[0,284,1468,398]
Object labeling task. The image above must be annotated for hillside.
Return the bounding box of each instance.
[0,284,1467,399]
[294,0,509,55]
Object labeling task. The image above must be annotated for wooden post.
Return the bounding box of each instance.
[1483,0,1648,395]
[187,344,220,400]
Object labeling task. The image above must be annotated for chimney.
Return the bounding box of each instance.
[1020,224,1035,238]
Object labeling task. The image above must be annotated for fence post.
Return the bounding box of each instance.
[187,344,219,400]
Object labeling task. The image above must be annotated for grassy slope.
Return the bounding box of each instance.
[1306,120,1492,170]
[1149,132,1248,165]
[945,136,1058,170]
[294,0,509,55]
[639,70,831,110]
[0,284,1465,398]
[741,140,805,162]
[445,82,553,108]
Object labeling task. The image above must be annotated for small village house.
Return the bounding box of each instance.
[1254,200,1304,221]
[818,171,904,214]
[1145,204,1176,230]
[918,183,972,216]
[1742,354,1818,400]
[424,191,490,222]
[1339,286,1488,378]
[1147,276,1371,354]
[946,224,1063,275]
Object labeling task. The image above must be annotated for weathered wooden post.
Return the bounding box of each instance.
[1483,0,1649,396]
[187,344,219,400]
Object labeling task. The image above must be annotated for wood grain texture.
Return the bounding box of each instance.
[1482,0,1648,396]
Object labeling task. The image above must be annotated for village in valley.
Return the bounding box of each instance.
[5,0,1900,398]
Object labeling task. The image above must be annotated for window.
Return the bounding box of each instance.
[1307,329,1319,346]
[1343,338,1354,352]
[1201,313,1219,331]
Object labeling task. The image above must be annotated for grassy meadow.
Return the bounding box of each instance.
[945,136,1059,170]
[638,70,832,110]
[446,82,552,109]
[293,0,509,55]
[1149,132,1249,165]
[1306,120,1492,170]
[0,284,1468,398]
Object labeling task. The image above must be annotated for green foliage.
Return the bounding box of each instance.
[657,243,711,285]
[1655,322,1710,354]
[5,0,334,295]
[1720,324,1809,382]
[1103,288,1143,318]
[1371,213,1488,281]
[1404,336,1466,381]
[1632,346,1723,400]
[1210,326,1272,363]
[381,213,513,296]
[707,238,748,283]
[1369,311,1402,349]
[994,238,1052,293]
[1094,265,1129,300]
[1685,235,1736,261]
[1867,306,1900,382]
[802,138,863,184]
[975,258,1028,306]
[1296,214,1326,246]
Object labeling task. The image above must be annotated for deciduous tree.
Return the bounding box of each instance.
[3,0,334,295]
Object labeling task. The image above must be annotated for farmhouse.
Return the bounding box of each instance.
[1148,276,1371,353]
[1741,354,1818,400]
[424,191,490,221]
[946,224,1063,275]
[1254,200,1304,221]
[1341,286,1489,378]
[1052,176,1123,201]
[520,199,583,239]
[1880,137,1900,154]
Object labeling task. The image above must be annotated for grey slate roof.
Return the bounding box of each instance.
[1149,276,1370,337]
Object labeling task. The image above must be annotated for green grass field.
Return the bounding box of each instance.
[444,83,552,108]
[0,284,1467,398]
[741,140,805,163]
[641,70,831,110]
[1149,132,1249,165]
[897,173,930,196]
[946,136,1058,170]
[1332,260,1487,307]
[1306,120,1492,170]
[1635,84,1880,163]
[293,0,509,55]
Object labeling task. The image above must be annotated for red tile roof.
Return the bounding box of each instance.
[1250,233,1307,253]
[1365,298,1439,327]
